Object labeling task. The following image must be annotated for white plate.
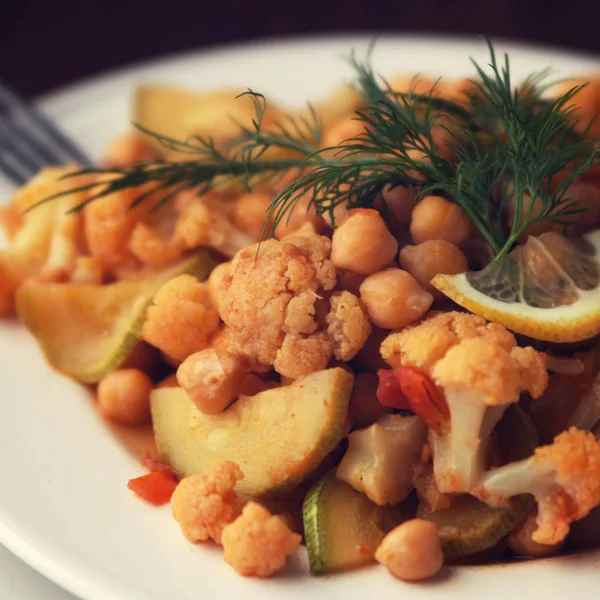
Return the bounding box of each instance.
[0,543,77,600]
[1,34,600,600]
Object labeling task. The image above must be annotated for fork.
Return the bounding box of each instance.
[0,82,93,186]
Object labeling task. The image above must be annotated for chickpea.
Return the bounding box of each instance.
[349,372,392,428]
[375,519,444,581]
[431,124,460,162]
[97,369,152,424]
[390,75,437,96]
[331,209,398,275]
[321,116,366,149]
[440,78,477,106]
[380,184,418,223]
[507,512,562,558]
[273,194,325,239]
[279,221,320,241]
[399,240,468,298]
[410,195,472,246]
[231,192,274,241]
[321,202,352,229]
[553,78,600,136]
[177,348,247,414]
[359,269,433,330]
[207,261,231,313]
[507,182,600,238]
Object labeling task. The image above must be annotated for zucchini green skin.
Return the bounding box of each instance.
[303,475,330,574]
[152,368,354,497]
[302,471,405,575]
[16,252,218,383]
[432,496,535,560]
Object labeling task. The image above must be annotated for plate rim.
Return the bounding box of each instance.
[35,31,600,113]
[2,32,600,600]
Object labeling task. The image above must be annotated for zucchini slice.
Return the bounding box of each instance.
[151,368,353,497]
[418,494,533,560]
[303,471,404,574]
[16,253,216,383]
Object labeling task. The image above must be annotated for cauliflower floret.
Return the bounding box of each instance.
[142,274,220,362]
[0,261,17,316]
[70,256,104,285]
[219,235,370,378]
[326,291,372,361]
[0,204,24,240]
[379,313,548,494]
[474,428,600,545]
[274,331,333,380]
[83,185,151,270]
[173,198,255,258]
[429,337,548,493]
[381,311,515,375]
[0,166,88,310]
[171,461,244,544]
[230,191,274,241]
[222,501,301,577]
[128,222,184,267]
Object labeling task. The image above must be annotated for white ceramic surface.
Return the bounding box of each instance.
[0,543,77,600]
[1,35,600,600]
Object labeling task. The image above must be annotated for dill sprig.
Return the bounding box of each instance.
[34,40,598,262]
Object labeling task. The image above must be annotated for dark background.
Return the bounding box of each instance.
[1,0,599,98]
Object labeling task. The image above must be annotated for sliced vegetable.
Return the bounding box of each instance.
[394,366,449,432]
[134,85,283,160]
[303,471,403,574]
[376,368,409,410]
[151,368,353,497]
[127,471,179,506]
[15,253,217,383]
[432,230,600,343]
[418,494,534,560]
[336,414,428,505]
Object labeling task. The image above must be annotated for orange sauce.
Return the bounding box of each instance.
[91,395,158,462]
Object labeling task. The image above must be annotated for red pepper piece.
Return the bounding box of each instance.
[376,368,410,410]
[127,471,179,506]
[393,366,449,433]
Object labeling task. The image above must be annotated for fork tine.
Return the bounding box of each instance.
[0,152,29,185]
[0,113,63,168]
[0,83,92,167]
[0,115,47,178]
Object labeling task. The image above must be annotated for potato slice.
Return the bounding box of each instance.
[151,368,353,497]
[16,253,217,383]
[134,85,282,159]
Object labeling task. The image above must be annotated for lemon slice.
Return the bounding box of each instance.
[432,230,600,343]
[16,252,217,383]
